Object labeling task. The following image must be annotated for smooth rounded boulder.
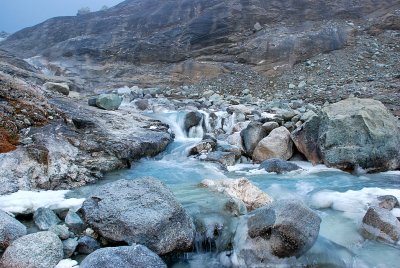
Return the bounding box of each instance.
[80,245,167,268]
[259,158,302,174]
[95,94,122,110]
[234,200,321,265]
[252,126,293,163]
[81,177,194,255]
[0,231,63,268]
[0,209,27,250]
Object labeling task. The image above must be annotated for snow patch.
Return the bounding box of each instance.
[0,190,85,214]
[55,259,79,268]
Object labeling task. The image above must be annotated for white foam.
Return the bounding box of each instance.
[227,164,260,172]
[55,259,79,268]
[0,190,85,214]
[311,188,400,219]
[292,161,342,174]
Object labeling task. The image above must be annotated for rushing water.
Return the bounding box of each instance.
[69,111,400,267]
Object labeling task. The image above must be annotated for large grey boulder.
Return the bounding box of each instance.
[234,200,321,265]
[0,210,27,250]
[0,231,63,268]
[80,245,167,268]
[240,121,268,157]
[259,158,302,174]
[44,82,69,96]
[319,98,400,172]
[184,111,203,134]
[95,94,122,110]
[291,98,400,172]
[33,207,61,230]
[252,126,293,163]
[81,177,194,255]
[361,206,400,244]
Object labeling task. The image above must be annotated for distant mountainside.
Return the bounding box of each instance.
[0,0,398,87]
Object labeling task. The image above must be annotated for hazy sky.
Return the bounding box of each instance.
[0,0,124,33]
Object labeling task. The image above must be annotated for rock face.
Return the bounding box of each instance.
[318,98,400,172]
[259,158,302,174]
[292,98,400,172]
[200,178,273,211]
[80,245,167,268]
[0,210,27,250]
[81,177,194,255]
[44,82,70,96]
[95,94,122,110]
[361,206,400,243]
[234,200,321,265]
[241,122,268,157]
[252,126,293,163]
[0,231,64,268]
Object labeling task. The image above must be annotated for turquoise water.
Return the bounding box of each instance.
[71,112,400,267]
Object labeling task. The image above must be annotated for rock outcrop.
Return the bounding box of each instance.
[81,177,195,255]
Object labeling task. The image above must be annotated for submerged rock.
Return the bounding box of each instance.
[0,231,63,268]
[361,206,400,244]
[200,178,273,211]
[259,158,302,174]
[252,126,293,163]
[95,94,122,110]
[79,245,167,268]
[0,209,27,250]
[234,200,321,265]
[81,177,194,255]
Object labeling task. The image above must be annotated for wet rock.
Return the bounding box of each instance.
[227,132,244,152]
[240,122,268,156]
[224,198,247,216]
[0,231,63,268]
[33,207,62,230]
[0,209,27,250]
[81,177,194,255]
[259,158,302,174]
[49,225,70,240]
[319,98,400,172]
[95,94,122,110]
[201,178,273,211]
[184,111,203,133]
[378,195,400,210]
[63,238,78,258]
[44,82,69,96]
[253,126,293,163]
[291,111,322,164]
[235,200,321,265]
[77,236,101,254]
[79,245,167,268]
[65,210,85,234]
[218,144,242,160]
[188,139,216,156]
[202,151,236,167]
[361,206,400,243]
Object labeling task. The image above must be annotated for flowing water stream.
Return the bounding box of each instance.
[69,111,400,267]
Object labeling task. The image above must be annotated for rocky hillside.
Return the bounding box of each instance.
[0,0,399,88]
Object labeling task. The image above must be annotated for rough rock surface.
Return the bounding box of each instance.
[33,207,61,230]
[252,126,293,163]
[318,98,400,172]
[76,236,101,254]
[81,177,194,255]
[44,82,70,96]
[0,231,63,268]
[361,206,400,243]
[0,209,27,250]
[95,94,122,110]
[79,245,167,268]
[200,178,273,211]
[259,158,302,174]
[378,195,400,211]
[241,122,268,157]
[234,200,321,265]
